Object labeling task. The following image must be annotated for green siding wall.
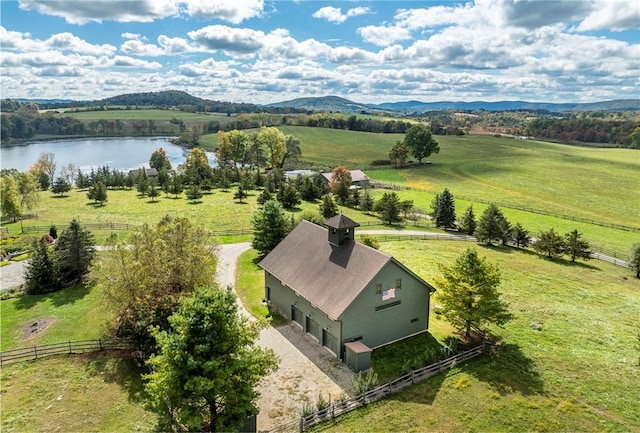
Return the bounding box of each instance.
[265,272,342,356]
[340,261,431,350]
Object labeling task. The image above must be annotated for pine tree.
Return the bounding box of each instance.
[435,189,456,229]
[55,219,96,285]
[87,180,107,205]
[362,191,374,214]
[533,228,565,259]
[436,248,512,338]
[458,205,476,235]
[252,200,289,256]
[186,183,203,203]
[24,237,61,294]
[256,189,273,206]
[276,183,301,209]
[319,194,339,219]
[234,185,247,203]
[475,204,507,245]
[564,229,591,262]
[375,192,401,225]
[629,243,640,279]
[510,222,530,248]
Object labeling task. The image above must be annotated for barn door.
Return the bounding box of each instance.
[322,329,338,356]
[306,316,320,341]
[291,305,303,328]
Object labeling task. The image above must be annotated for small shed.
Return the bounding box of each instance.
[344,340,373,372]
[321,169,369,189]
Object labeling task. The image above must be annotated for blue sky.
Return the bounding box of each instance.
[1,0,638,104]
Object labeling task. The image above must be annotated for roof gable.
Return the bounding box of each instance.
[259,220,391,320]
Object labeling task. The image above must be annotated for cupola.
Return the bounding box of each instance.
[325,214,360,246]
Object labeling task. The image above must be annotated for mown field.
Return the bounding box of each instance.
[304,240,640,433]
[57,108,226,122]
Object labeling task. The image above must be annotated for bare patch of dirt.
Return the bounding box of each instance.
[22,318,56,341]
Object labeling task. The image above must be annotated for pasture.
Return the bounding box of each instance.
[306,240,640,432]
[57,108,225,122]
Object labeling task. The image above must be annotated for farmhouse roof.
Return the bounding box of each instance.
[128,167,158,177]
[259,220,392,320]
[321,169,368,183]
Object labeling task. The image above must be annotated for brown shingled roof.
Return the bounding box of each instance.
[325,214,360,229]
[259,220,391,320]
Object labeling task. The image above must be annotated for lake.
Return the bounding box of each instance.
[0,137,214,173]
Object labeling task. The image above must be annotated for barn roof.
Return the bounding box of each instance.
[259,220,392,320]
[321,169,369,183]
[325,214,360,230]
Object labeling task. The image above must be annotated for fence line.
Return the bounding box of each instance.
[294,343,486,432]
[371,182,640,234]
[0,338,132,365]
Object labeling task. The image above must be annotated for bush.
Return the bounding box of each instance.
[352,369,378,395]
[371,159,391,166]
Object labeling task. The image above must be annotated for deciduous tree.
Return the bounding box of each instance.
[17,172,40,210]
[436,248,512,338]
[145,286,277,432]
[404,125,440,164]
[257,127,286,168]
[389,141,409,168]
[0,174,21,222]
[149,147,172,172]
[329,166,351,204]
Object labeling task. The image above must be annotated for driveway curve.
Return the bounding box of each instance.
[215,244,354,432]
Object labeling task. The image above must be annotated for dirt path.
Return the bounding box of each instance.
[215,244,354,432]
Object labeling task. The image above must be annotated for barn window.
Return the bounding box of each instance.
[410,317,418,323]
[375,300,401,311]
[395,278,402,289]
[375,284,382,294]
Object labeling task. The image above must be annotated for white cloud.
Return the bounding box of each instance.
[577,0,640,31]
[18,0,179,24]
[157,35,193,54]
[312,6,370,24]
[120,39,165,56]
[358,25,411,46]
[1,26,116,55]
[188,25,264,54]
[181,0,264,23]
[121,32,145,41]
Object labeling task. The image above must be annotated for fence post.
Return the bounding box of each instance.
[68,340,72,354]
[34,345,38,360]
[99,338,103,351]
[299,417,303,433]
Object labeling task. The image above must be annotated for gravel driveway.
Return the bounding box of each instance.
[216,243,354,432]
[0,261,27,291]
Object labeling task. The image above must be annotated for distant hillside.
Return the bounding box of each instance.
[269,96,639,113]
[267,95,379,113]
[99,90,207,107]
[374,99,640,113]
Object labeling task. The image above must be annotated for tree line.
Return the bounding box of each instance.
[526,117,640,148]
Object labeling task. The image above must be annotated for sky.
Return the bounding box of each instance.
[1,0,639,104]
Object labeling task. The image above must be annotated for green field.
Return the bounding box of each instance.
[1,352,158,432]
[58,108,227,122]
[307,240,640,432]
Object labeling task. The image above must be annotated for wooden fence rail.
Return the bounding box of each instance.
[297,344,486,432]
[0,338,132,366]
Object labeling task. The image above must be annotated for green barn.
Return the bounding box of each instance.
[259,215,436,371]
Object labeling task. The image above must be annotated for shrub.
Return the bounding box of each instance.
[371,159,391,166]
[352,369,378,395]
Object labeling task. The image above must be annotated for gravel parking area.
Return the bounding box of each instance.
[0,261,26,291]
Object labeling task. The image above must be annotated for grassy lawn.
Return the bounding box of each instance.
[309,239,640,433]
[0,283,110,351]
[235,248,287,327]
[59,108,226,122]
[0,352,158,433]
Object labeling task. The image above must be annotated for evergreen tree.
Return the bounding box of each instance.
[168,175,184,198]
[350,188,361,208]
[137,170,150,196]
[458,205,476,235]
[145,286,277,432]
[55,219,95,284]
[435,189,456,229]
[564,229,591,262]
[436,248,512,338]
[256,189,273,206]
[300,177,319,201]
[533,228,565,259]
[375,192,401,225]
[475,204,507,245]
[87,180,108,205]
[186,183,203,203]
[362,191,375,214]
[510,222,530,248]
[252,200,289,256]
[276,183,300,209]
[318,193,338,219]
[234,185,247,203]
[148,179,161,202]
[24,237,61,294]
